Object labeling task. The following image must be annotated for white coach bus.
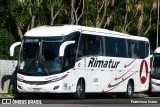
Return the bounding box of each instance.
[150,47,160,92]
[10,25,150,98]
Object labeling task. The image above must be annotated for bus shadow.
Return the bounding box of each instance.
[13,93,145,100]
[148,93,160,97]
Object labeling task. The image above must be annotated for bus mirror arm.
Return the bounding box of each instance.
[59,41,75,57]
[10,42,21,56]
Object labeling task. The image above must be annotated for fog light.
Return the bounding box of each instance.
[53,85,60,90]
[18,85,22,89]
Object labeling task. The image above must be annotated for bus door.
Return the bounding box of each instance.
[89,59,101,92]
[77,33,103,92]
[62,32,80,92]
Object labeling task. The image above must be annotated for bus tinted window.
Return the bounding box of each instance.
[77,33,149,59]
[131,40,149,59]
[126,39,131,58]
[139,41,145,58]
[127,39,149,59]
[145,42,149,57]
[78,34,103,57]
[128,40,139,58]
[105,37,149,59]
[105,37,117,57]
[105,37,127,57]
[66,32,80,50]
[116,38,127,57]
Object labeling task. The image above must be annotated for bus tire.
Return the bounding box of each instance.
[74,79,85,99]
[125,81,134,98]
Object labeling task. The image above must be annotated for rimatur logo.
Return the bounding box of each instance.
[88,57,120,68]
[139,60,148,84]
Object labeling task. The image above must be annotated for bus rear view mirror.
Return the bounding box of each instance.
[10,42,21,56]
[59,41,75,57]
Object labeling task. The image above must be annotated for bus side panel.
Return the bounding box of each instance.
[139,58,150,92]
[101,57,129,93]
[116,58,150,93]
[101,69,119,92]
[116,59,140,92]
[74,57,102,93]
[70,67,89,93]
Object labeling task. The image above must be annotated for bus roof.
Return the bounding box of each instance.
[154,47,160,53]
[24,25,148,42]
[24,25,81,37]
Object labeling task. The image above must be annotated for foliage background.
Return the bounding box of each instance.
[0,0,158,59]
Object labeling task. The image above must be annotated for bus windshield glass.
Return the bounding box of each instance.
[18,37,64,76]
[151,54,160,79]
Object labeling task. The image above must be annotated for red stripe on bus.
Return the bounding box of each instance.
[114,67,134,81]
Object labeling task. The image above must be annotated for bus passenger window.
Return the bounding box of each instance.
[128,40,139,58]
[116,38,127,57]
[139,41,145,58]
[105,37,117,57]
[127,40,132,58]
[133,41,139,58]
[77,34,103,58]
[145,42,149,57]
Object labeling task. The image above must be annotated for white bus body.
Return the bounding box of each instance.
[10,25,150,98]
[151,47,160,92]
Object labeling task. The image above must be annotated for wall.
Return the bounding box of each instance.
[0,60,17,93]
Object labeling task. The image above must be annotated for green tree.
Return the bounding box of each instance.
[0,29,17,59]
[45,0,64,25]
[7,0,30,39]
[0,0,18,59]
[70,0,85,25]
[0,0,158,60]
[7,0,47,39]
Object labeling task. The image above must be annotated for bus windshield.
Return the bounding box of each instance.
[18,37,64,76]
[151,54,160,79]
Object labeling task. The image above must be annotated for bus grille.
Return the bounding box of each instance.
[23,80,50,85]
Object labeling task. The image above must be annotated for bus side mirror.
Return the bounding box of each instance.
[10,42,21,56]
[59,41,75,57]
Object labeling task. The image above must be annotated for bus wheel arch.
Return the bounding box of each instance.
[125,79,134,98]
[74,77,85,99]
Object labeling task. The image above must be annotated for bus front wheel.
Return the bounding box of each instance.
[74,79,85,99]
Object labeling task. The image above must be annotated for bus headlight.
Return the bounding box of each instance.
[49,74,68,82]
[17,77,24,82]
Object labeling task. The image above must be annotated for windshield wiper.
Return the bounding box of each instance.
[38,40,49,76]
[25,58,49,76]
[39,61,49,76]
[25,40,49,75]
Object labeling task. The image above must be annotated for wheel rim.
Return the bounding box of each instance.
[128,85,132,96]
[76,82,83,96]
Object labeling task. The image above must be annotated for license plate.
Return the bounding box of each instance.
[32,88,41,91]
